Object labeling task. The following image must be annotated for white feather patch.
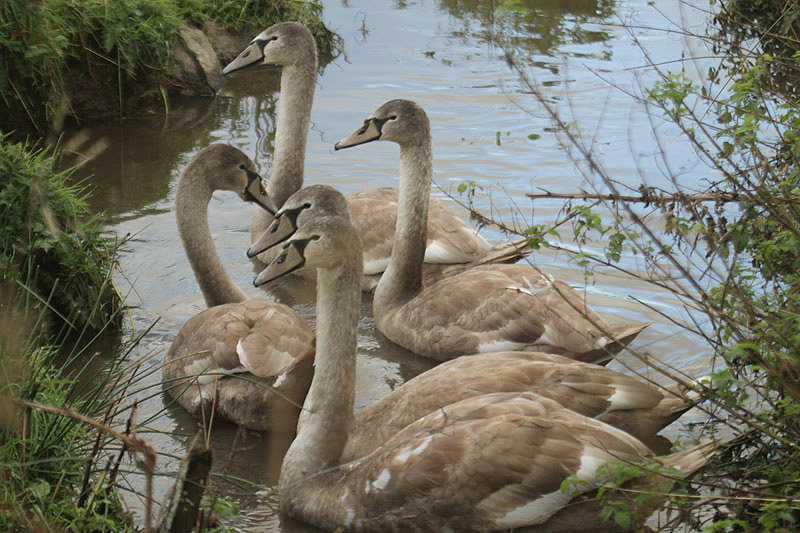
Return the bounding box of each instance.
[605,386,642,410]
[477,340,528,353]
[363,257,390,275]
[236,339,252,370]
[423,240,461,263]
[273,372,287,388]
[371,468,392,491]
[492,450,609,528]
[536,325,557,347]
[394,435,433,464]
[506,285,536,297]
[493,489,571,528]
[574,451,611,484]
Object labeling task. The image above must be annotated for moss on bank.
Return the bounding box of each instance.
[0,0,337,135]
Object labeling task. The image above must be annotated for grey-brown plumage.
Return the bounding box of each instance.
[225,22,531,291]
[162,144,314,431]
[347,187,531,290]
[253,187,715,532]
[282,392,714,532]
[342,350,699,460]
[334,99,651,362]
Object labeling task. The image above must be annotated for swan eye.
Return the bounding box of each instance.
[238,163,246,170]
[303,202,311,209]
[389,115,397,120]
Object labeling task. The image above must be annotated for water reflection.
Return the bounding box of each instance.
[437,0,615,57]
[59,72,282,221]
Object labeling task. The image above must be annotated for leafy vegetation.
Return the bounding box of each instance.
[496,0,800,530]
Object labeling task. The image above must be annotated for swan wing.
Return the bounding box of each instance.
[344,351,665,460]
[309,392,652,531]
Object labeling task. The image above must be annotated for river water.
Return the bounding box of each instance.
[63,0,716,530]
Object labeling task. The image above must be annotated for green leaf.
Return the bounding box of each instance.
[614,509,632,530]
[30,479,51,501]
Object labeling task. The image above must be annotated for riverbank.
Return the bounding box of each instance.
[0,0,338,139]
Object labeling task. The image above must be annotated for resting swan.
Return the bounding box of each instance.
[161,144,314,431]
[253,200,716,532]
[326,99,651,362]
[253,185,699,456]
[223,21,530,291]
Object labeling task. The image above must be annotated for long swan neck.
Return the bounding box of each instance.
[253,56,317,240]
[176,173,247,307]
[374,138,433,309]
[279,258,362,489]
[269,58,316,208]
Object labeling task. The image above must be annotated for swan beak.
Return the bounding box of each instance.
[334,119,382,150]
[223,41,265,75]
[248,215,296,258]
[254,245,305,286]
[242,170,277,215]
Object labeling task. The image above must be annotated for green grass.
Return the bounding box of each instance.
[0,128,135,530]
[181,0,338,59]
[0,277,132,531]
[0,132,121,334]
[0,0,183,134]
[0,0,338,134]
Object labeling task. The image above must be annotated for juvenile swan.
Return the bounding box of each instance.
[254,187,700,458]
[253,193,716,532]
[162,144,314,431]
[330,99,651,362]
[223,22,530,290]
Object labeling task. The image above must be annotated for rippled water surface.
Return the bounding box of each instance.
[65,0,716,529]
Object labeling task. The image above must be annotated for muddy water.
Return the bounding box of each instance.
[64,0,714,530]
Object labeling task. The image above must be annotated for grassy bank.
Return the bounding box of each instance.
[0,134,133,530]
[0,134,121,333]
[0,0,337,136]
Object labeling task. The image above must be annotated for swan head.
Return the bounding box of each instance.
[223,21,316,75]
[334,99,430,150]
[253,213,361,287]
[186,144,270,203]
[248,184,350,258]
